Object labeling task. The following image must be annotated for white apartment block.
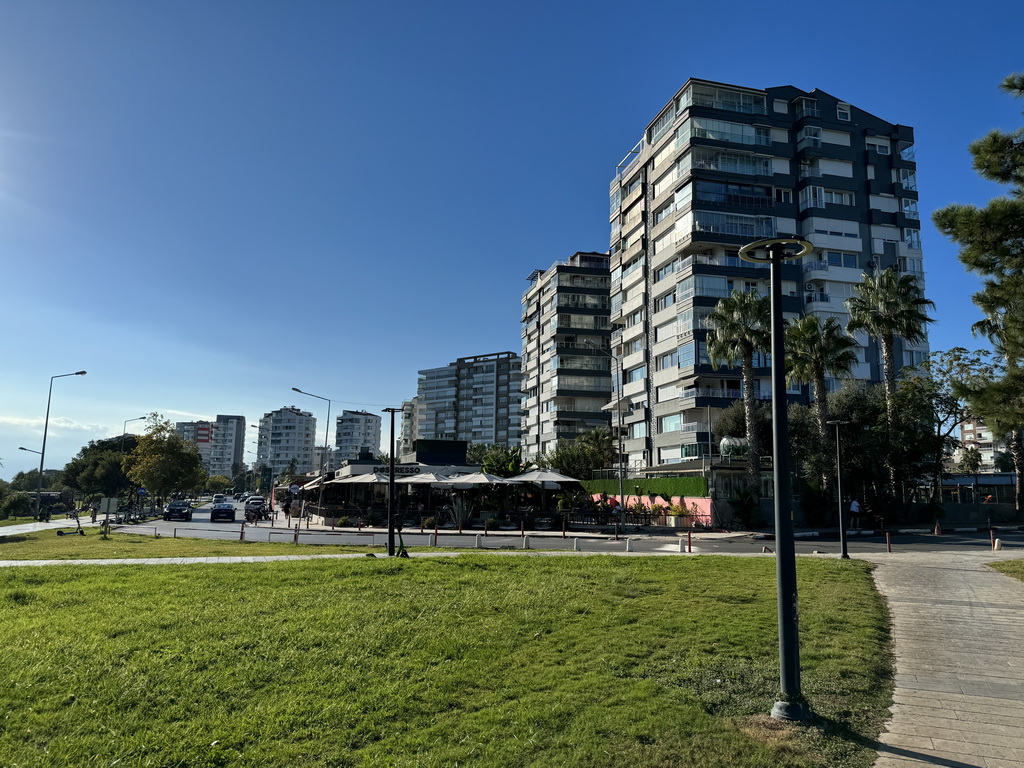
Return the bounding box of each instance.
[256,406,317,476]
[415,352,523,448]
[520,251,613,460]
[175,414,246,478]
[335,410,382,462]
[608,78,927,468]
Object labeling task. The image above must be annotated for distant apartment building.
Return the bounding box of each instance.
[175,414,246,478]
[256,406,316,476]
[957,418,1009,472]
[520,251,612,460]
[607,78,927,468]
[399,398,419,462]
[414,352,523,449]
[335,410,382,462]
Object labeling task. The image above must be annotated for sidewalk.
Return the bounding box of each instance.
[863,550,1024,767]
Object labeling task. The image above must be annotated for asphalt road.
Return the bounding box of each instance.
[112,500,1023,557]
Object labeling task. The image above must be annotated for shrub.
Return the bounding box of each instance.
[484,518,499,531]
[423,516,437,529]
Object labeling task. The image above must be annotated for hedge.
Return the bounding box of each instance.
[582,477,707,499]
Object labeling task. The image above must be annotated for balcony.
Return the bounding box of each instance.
[803,260,829,275]
[805,292,831,304]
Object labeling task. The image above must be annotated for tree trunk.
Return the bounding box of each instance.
[1011,429,1024,516]
[813,372,831,502]
[742,353,760,498]
[880,333,898,500]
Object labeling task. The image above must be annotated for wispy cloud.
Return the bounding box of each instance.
[0,415,106,432]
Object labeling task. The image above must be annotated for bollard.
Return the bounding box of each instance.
[688,530,692,553]
[522,535,530,550]
[240,524,245,542]
[521,519,525,537]
[573,538,580,552]
[990,528,996,550]
[995,538,1004,551]
[678,538,685,553]
[886,531,892,553]
[173,528,177,539]
[434,522,439,540]
[625,538,632,552]
[294,524,299,544]
[458,521,463,534]
[562,516,567,539]
[428,533,435,547]
[475,534,482,548]
[420,519,424,534]
[484,524,488,537]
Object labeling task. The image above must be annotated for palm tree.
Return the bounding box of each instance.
[575,427,617,469]
[785,315,858,494]
[846,269,934,431]
[707,289,770,496]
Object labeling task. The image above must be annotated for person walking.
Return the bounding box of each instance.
[283,498,292,526]
[849,498,862,529]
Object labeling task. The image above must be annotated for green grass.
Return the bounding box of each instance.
[990,558,1024,581]
[0,556,891,767]
[0,529,376,560]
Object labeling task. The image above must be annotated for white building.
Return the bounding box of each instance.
[256,406,317,476]
[335,410,382,462]
[175,414,246,478]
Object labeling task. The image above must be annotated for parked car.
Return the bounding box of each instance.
[210,502,236,523]
[164,500,193,522]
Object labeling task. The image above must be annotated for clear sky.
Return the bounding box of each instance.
[1,0,1021,479]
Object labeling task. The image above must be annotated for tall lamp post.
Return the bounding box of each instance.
[292,387,334,522]
[120,416,146,454]
[827,420,851,559]
[34,370,87,520]
[738,237,813,721]
[584,340,625,530]
[382,407,401,557]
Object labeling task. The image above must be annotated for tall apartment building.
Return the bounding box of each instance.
[958,418,1008,472]
[335,410,382,462]
[520,251,612,460]
[398,399,419,461]
[256,406,317,476]
[414,352,523,448]
[608,78,926,468]
[175,414,246,478]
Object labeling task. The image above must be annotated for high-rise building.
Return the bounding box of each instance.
[520,251,612,460]
[335,410,382,462]
[175,414,246,478]
[608,78,926,468]
[415,352,523,448]
[398,398,419,461]
[256,406,317,476]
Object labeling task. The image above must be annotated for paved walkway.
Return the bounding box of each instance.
[864,550,1024,767]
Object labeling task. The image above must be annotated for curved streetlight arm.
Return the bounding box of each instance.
[35,370,87,518]
[292,387,336,523]
[583,340,626,518]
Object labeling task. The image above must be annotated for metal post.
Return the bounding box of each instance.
[828,420,851,559]
[383,407,401,557]
[739,237,812,722]
[34,371,87,520]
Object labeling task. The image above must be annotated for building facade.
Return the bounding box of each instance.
[175,414,246,478]
[957,418,1009,473]
[398,398,419,462]
[414,352,523,449]
[608,78,927,468]
[256,406,317,476]
[335,410,382,462]
[519,251,613,460]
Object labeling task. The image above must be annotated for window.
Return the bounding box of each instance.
[629,422,648,439]
[798,126,822,148]
[901,198,919,219]
[824,250,859,269]
[903,228,922,248]
[654,259,677,282]
[659,414,682,433]
[823,188,855,206]
[689,117,772,146]
[654,291,676,312]
[837,103,851,121]
[654,201,675,224]
[649,105,676,143]
[799,186,825,210]
[775,188,793,204]
[625,366,647,383]
[656,350,678,370]
[866,138,890,155]
[796,98,819,118]
[656,383,679,402]
[899,169,917,191]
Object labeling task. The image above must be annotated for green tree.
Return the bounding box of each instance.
[959,446,983,474]
[123,414,206,500]
[784,314,858,494]
[706,289,770,496]
[465,443,491,464]
[8,469,57,492]
[481,445,533,478]
[205,474,232,492]
[573,427,617,469]
[541,441,603,482]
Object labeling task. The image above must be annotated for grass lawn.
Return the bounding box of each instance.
[0,555,891,767]
[990,558,1024,581]
[0,529,376,560]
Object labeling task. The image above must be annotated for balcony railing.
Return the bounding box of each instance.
[696,192,774,209]
[805,292,831,304]
[798,166,823,179]
[692,220,776,239]
[803,261,828,273]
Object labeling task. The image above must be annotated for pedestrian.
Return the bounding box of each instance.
[849,498,862,529]
[283,498,292,525]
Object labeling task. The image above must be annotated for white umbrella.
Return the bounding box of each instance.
[396,472,459,484]
[509,469,581,485]
[328,472,391,485]
[433,472,519,488]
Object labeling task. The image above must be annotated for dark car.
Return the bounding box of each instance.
[163,500,193,522]
[210,502,236,523]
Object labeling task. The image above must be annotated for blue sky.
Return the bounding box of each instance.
[1,0,1021,479]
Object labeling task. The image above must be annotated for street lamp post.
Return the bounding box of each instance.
[827,420,851,559]
[738,237,813,721]
[34,371,87,520]
[292,388,334,524]
[585,340,625,532]
[383,407,402,557]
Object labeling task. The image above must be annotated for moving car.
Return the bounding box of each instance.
[210,502,236,523]
[163,500,193,522]
[212,494,227,505]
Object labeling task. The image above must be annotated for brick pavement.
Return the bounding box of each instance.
[865,550,1024,767]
